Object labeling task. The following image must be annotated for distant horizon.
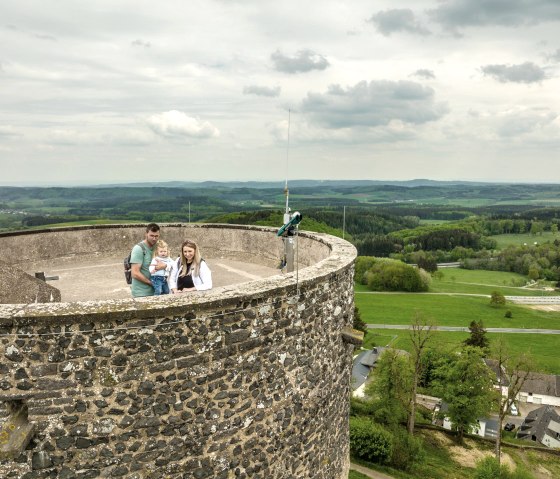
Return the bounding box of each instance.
[2,178,560,188]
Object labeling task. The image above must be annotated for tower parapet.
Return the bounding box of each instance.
[0,224,356,479]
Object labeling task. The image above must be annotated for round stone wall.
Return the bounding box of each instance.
[0,225,357,479]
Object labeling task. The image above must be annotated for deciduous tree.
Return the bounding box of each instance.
[491,338,533,462]
[433,346,494,444]
[407,313,434,435]
[366,349,413,430]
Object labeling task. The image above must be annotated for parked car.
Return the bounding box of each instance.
[510,403,518,416]
[504,422,516,432]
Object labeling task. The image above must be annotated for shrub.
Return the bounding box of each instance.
[350,397,376,417]
[355,256,377,284]
[474,456,535,479]
[353,306,367,334]
[415,253,438,273]
[366,259,430,292]
[490,291,506,307]
[349,417,393,464]
[389,429,426,471]
[473,456,502,479]
[504,310,512,318]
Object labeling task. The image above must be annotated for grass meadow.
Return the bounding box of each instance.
[429,268,557,296]
[355,266,560,374]
[490,232,558,249]
[354,292,560,330]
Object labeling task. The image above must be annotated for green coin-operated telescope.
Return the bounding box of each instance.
[277,211,303,237]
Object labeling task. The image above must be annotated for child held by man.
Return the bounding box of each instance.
[149,240,175,295]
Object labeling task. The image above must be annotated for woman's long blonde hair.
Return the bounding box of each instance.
[179,239,202,277]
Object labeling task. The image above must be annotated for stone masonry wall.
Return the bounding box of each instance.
[0,223,330,269]
[0,261,61,305]
[0,226,356,479]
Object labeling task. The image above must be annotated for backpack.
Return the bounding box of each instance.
[124,242,149,284]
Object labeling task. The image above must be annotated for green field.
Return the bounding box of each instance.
[355,292,560,330]
[357,267,556,297]
[430,268,556,296]
[355,266,560,374]
[490,232,558,249]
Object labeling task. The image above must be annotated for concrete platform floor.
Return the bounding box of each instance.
[26,254,281,302]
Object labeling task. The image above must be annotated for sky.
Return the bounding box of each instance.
[1,0,560,185]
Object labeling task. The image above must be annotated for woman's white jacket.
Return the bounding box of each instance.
[168,259,212,291]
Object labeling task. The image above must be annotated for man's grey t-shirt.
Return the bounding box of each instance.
[130,242,154,297]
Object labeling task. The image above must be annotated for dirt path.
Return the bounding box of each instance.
[350,463,395,479]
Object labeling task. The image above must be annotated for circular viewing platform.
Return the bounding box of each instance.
[0,224,357,479]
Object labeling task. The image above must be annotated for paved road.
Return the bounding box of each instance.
[367,324,560,334]
[350,463,394,479]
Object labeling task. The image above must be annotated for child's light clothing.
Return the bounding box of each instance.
[149,256,175,296]
[149,256,175,277]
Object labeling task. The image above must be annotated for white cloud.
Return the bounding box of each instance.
[147,111,220,139]
[131,39,151,48]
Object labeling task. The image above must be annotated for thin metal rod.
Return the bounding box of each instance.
[284,109,291,217]
[343,205,346,240]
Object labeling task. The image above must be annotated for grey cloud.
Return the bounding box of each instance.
[429,0,560,30]
[497,109,557,137]
[481,62,546,83]
[300,80,447,129]
[412,69,436,80]
[34,33,57,41]
[243,85,281,97]
[369,9,430,36]
[549,49,560,62]
[271,49,329,74]
[131,39,151,48]
[0,126,20,139]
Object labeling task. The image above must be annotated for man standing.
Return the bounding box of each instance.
[130,223,165,298]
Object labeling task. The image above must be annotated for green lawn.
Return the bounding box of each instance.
[354,292,560,330]
[490,232,558,249]
[429,268,557,296]
[364,328,560,374]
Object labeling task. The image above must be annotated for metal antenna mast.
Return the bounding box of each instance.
[284,109,291,225]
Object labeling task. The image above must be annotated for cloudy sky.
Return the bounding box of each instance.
[1,0,559,185]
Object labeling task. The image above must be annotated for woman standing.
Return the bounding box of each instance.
[169,240,212,293]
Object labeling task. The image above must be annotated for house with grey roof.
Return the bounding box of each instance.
[516,405,560,448]
[517,373,560,407]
